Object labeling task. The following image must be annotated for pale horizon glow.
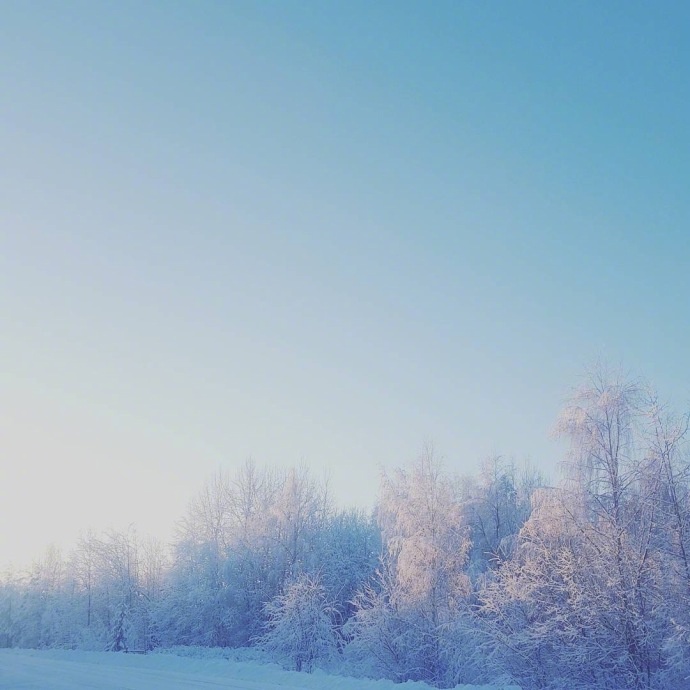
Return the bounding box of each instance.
[1,1,689,569]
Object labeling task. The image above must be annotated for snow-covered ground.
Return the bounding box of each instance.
[0,649,519,690]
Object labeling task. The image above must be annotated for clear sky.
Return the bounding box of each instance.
[1,1,689,568]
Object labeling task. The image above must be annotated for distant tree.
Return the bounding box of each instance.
[315,508,381,628]
[463,456,543,575]
[163,461,331,648]
[0,567,20,648]
[169,468,246,647]
[72,531,98,630]
[270,465,330,587]
[12,545,73,649]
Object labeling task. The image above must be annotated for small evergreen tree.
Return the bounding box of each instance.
[109,602,128,652]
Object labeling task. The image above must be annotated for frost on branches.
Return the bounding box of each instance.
[2,366,690,690]
[346,448,480,687]
[257,573,337,672]
[480,367,690,689]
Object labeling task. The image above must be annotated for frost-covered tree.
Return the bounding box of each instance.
[10,546,75,649]
[463,456,543,575]
[166,467,259,647]
[270,465,330,587]
[71,531,98,631]
[379,448,470,620]
[345,561,411,680]
[348,448,472,686]
[315,508,381,627]
[480,367,689,689]
[643,390,690,686]
[161,461,331,647]
[480,487,615,688]
[557,369,665,687]
[258,573,337,672]
[0,567,20,648]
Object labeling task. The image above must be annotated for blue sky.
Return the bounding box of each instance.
[1,1,689,566]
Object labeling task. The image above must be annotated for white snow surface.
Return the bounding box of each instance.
[0,648,520,690]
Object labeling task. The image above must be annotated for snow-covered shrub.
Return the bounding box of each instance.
[257,573,338,672]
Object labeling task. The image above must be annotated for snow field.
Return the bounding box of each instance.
[0,648,520,690]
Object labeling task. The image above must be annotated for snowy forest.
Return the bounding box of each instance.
[2,369,690,690]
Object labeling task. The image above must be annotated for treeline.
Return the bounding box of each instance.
[1,367,689,690]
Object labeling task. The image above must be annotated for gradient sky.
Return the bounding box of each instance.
[2,1,689,568]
